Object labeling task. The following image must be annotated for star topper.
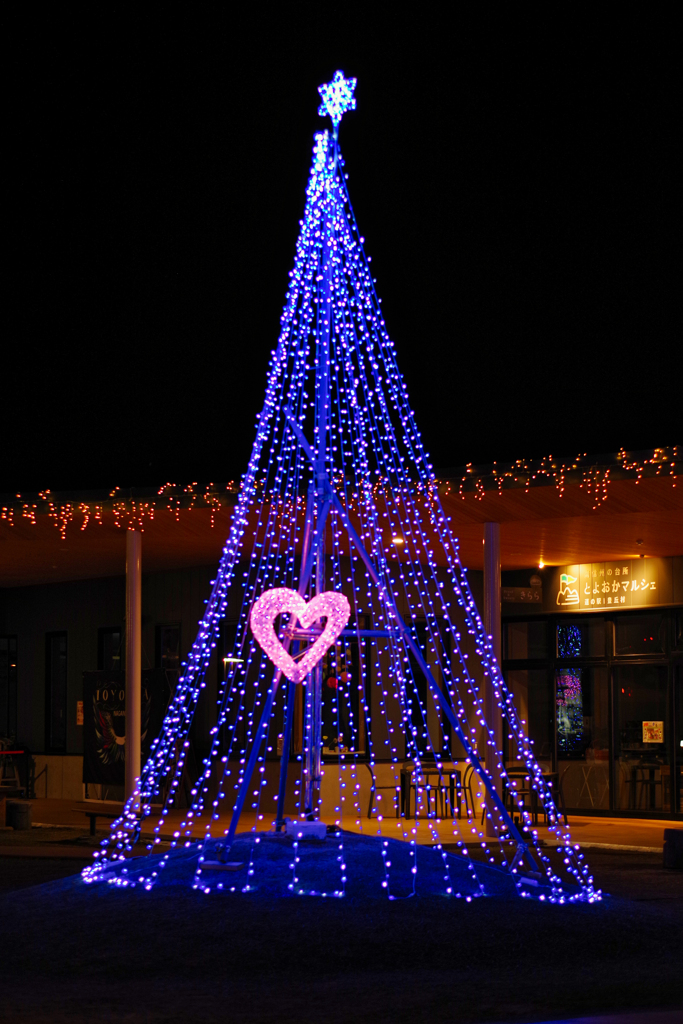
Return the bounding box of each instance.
[318,70,357,129]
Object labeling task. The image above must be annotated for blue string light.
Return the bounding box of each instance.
[83,74,600,906]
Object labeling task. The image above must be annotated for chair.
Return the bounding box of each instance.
[365,762,401,818]
[502,763,533,822]
[419,762,463,819]
[402,762,451,819]
[464,762,499,825]
[636,762,663,811]
[531,770,568,826]
[465,761,527,827]
[462,763,476,820]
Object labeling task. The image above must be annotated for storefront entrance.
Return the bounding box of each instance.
[502,609,682,819]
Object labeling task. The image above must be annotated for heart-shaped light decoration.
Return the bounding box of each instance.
[250,588,350,684]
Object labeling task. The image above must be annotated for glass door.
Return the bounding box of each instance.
[613,664,669,812]
[556,665,610,810]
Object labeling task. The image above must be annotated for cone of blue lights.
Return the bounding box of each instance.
[82,73,600,904]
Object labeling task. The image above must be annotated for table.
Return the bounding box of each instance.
[400,764,462,819]
[625,761,664,811]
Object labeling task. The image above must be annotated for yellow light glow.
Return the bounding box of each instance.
[538,560,545,569]
[391,536,404,545]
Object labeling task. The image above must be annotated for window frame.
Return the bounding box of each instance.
[0,635,18,739]
[98,626,124,674]
[45,631,68,754]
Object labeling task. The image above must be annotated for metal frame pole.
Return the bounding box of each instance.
[306,511,325,817]
[484,522,503,839]
[274,679,296,828]
[223,679,279,849]
[125,530,142,806]
[303,170,334,819]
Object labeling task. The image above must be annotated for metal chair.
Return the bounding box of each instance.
[402,762,447,819]
[365,762,401,818]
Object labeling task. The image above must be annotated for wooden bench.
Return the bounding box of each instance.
[71,801,123,836]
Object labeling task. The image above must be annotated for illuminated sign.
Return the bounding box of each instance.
[506,558,676,615]
[549,559,676,613]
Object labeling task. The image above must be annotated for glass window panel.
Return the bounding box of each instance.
[613,664,669,811]
[504,621,547,660]
[504,669,553,766]
[614,614,664,655]
[556,666,610,810]
[0,638,9,736]
[48,634,67,751]
[675,668,682,813]
[102,630,122,673]
[557,619,605,658]
[159,625,180,674]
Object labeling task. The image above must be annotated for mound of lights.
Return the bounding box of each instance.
[82,72,600,905]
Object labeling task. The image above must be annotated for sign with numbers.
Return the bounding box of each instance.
[501,586,542,604]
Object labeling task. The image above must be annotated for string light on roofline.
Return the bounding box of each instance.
[1,446,677,537]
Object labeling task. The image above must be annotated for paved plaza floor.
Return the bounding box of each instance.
[0,804,681,1024]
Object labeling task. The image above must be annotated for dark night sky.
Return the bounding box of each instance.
[5,9,679,493]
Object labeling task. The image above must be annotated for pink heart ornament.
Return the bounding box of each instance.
[250,588,351,684]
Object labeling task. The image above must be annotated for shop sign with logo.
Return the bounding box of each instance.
[551,558,673,613]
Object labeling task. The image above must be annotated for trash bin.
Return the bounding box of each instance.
[663,829,683,869]
[7,800,32,830]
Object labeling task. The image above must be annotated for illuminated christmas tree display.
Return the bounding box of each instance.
[83,73,599,903]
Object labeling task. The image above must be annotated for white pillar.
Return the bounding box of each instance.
[125,530,142,805]
[483,522,503,838]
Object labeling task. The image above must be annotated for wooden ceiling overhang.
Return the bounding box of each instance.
[1,464,680,588]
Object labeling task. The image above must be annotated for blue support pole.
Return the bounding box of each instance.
[274,679,297,830]
[223,678,279,850]
[274,480,321,831]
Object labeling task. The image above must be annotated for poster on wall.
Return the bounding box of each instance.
[642,721,664,744]
[82,670,170,785]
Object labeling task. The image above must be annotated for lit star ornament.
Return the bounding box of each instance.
[318,70,357,129]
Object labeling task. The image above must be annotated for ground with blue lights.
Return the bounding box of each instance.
[1,843,681,1024]
[85,831,557,901]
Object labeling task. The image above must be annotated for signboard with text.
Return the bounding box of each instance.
[550,558,673,613]
[502,558,676,615]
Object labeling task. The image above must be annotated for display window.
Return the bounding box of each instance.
[503,608,682,819]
